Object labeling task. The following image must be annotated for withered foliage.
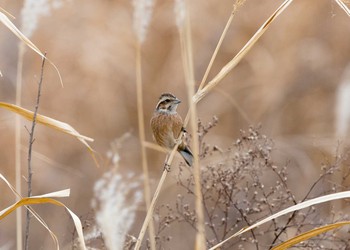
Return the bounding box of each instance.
[151,119,350,250]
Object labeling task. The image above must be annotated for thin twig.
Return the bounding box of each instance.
[24,53,46,250]
[269,164,336,248]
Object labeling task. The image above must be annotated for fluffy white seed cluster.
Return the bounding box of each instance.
[174,0,185,29]
[20,0,64,38]
[92,171,142,250]
[335,64,350,136]
[132,0,155,44]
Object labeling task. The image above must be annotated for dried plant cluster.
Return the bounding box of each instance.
[2,0,350,249]
[143,120,350,250]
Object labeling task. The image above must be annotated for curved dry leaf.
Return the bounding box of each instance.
[0,188,86,250]
[271,221,350,249]
[0,10,63,85]
[0,174,62,249]
[0,12,43,57]
[0,101,95,152]
[0,101,98,166]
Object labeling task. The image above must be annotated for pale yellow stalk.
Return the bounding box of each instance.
[180,3,205,248]
[135,42,156,250]
[334,0,350,16]
[15,41,25,250]
[197,1,245,91]
[136,0,293,248]
[194,0,294,104]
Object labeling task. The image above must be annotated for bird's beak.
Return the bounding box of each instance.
[174,98,181,104]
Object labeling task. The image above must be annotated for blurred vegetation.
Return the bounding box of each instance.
[1,0,350,249]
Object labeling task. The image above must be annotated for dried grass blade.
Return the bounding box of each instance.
[0,195,86,249]
[0,101,93,142]
[0,11,63,86]
[193,0,293,104]
[0,173,20,196]
[0,12,44,57]
[31,189,70,198]
[209,190,350,250]
[0,173,68,250]
[334,0,350,16]
[0,101,98,165]
[271,221,350,250]
[180,4,206,249]
[198,1,246,91]
[0,8,15,19]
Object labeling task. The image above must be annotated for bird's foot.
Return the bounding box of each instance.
[164,163,171,172]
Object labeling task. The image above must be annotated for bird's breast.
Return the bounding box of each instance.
[151,112,183,149]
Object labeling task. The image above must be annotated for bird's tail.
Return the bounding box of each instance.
[179,146,193,167]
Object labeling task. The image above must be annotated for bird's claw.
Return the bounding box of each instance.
[164,163,171,172]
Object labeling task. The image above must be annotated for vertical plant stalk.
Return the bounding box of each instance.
[135,42,156,250]
[138,0,290,247]
[180,5,206,249]
[15,41,25,250]
[24,53,46,250]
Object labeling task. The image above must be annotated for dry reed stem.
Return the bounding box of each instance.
[15,41,25,250]
[193,0,294,105]
[200,1,294,248]
[197,1,245,91]
[134,141,181,250]
[0,7,15,19]
[135,42,156,250]
[180,4,206,249]
[137,0,293,248]
[334,0,350,16]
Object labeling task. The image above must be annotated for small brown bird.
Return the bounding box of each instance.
[150,93,193,167]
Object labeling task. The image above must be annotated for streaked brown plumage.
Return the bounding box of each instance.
[150,93,193,166]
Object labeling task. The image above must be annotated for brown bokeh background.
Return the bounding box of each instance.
[1,0,350,248]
